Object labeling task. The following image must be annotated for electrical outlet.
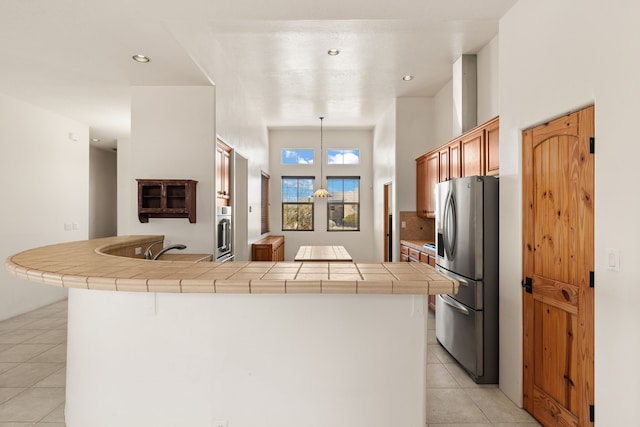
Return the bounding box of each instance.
[213,421,228,427]
[135,247,142,255]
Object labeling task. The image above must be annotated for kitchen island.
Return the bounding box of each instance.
[294,245,353,262]
[5,235,458,427]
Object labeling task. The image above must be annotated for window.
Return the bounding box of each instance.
[327,177,360,231]
[282,149,314,165]
[328,149,360,165]
[282,177,314,231]
[261,171,270,234]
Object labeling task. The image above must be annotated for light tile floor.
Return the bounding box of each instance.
[0,300,541,427]
[426,310,541,427]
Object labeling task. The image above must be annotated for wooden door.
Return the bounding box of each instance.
[383,182,391,262]
[461,128,484,177]
[522,105,594,427]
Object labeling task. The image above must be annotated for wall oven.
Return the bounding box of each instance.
[216,206,232,260]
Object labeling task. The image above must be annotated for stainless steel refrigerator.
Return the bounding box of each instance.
[435,175,499,384]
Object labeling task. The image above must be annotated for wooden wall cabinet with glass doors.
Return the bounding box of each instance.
[137,179,197,223]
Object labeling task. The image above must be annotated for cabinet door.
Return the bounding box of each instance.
[425,151,439,217]
[484,117,499,176]
[449,141,461,180]
[417,151,438,218]
[416,155,428,217]
[438,146,449,182]
[461,128,484,177]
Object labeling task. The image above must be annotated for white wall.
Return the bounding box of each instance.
[499,1,640,423]
[372,102,396,261]
[477,35,500,124]
[433,80,454,146]
[118,86,215,254]
[89,146,117,238]
[268,128,375,262]
[395,98,435,212]
[0,93,88,320]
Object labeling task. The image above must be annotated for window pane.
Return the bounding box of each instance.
[282,149,314,165]
[326,177,359,231]
[328,149,360,165]
[282,178,314,202]
[283,204,313,231]
[328,204,359,231]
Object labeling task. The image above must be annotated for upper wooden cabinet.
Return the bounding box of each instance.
[137,179,197,223]
[416,116,499,217]
[484,117,500,176]
[448,140,461,180]
[416,151,439,218]
[461,127,484,178]
[216,139,231,206]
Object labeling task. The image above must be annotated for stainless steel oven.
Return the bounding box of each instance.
[216,206,232,260]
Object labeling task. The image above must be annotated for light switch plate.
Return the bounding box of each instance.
[606,248,620,272]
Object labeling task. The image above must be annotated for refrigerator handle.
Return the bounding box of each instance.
[444,192,457,259]
[439,294,470,316]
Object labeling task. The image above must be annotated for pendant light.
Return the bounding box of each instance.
[313,116,331,198]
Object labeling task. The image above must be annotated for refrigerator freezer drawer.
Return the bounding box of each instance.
[435,294,484,378]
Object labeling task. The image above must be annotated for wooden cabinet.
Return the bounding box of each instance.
[448,140,461,180]
[416,117,499,219]
[252,235,285,261]
[137,179,197,223]
[484,117,499,176]
[216,140,231,206]
[416,151,438,218]
[460,127,484,177]
[438,146,449,182]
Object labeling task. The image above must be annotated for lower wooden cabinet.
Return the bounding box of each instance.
[252,235,285,261]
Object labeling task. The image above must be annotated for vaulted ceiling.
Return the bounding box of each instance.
[0,0,516,149]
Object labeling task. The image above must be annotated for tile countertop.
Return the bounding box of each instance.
[4,235,457,295]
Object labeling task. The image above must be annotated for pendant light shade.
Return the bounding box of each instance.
[313,116,331,198]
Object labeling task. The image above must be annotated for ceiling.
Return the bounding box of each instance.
[0,0,517,150]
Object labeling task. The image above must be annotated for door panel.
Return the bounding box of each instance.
[522,106,594,427]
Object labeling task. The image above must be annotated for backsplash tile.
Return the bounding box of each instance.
[399,211,435,242]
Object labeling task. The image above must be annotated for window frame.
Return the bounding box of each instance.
[281,176,315,231]
[326,176,360,232]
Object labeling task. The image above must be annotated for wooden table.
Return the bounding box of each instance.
[294,245,353,262]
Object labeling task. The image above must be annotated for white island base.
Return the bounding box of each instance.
[66,288,429,427]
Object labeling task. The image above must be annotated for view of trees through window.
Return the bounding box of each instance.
[282,177,314,230]
[327,177,360,231]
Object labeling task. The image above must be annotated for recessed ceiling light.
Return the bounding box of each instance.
[91,138,100,143]
[402,75,414,81]
[327,49,340,56]
[132,54,150,63]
